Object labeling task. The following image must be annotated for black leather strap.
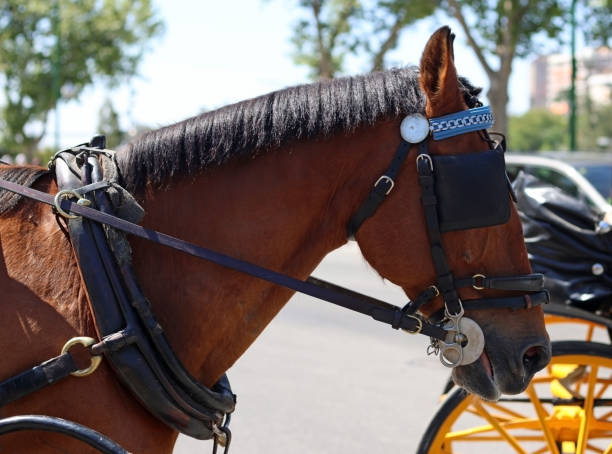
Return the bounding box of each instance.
[454,274,544,292]
[347,141,411,238]
[430,290,550,322]
[0,353,78,407]
[416,140,462,316]
[0,176,451,341]
[461,291,550,311]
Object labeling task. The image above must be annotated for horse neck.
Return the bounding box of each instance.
[127,119,401,386]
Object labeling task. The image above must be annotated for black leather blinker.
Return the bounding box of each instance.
[432,149,511,232]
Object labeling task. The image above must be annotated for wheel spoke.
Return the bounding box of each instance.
[586,324,595,342]
[526,384,560,454]
[595,375,612,399]
[471,398,528,454]
[586,442,604,453]
[577,365,599,454]
[483,400,530,420]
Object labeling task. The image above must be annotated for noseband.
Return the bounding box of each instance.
[347,105,548,367]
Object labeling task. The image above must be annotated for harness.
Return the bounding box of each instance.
[0,105,548,453]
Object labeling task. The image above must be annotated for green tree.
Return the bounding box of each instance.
[291,0,361,79]
[446,0,566,137]
[290,0,437,79]
[508,109,568,151]
[290,0,611,138]
[0,0,163,158]
[97,98,125,149]
[578,102,612,151]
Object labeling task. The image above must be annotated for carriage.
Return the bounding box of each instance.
[0,26,570,453]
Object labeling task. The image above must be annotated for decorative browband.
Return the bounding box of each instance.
[429,106,494,140]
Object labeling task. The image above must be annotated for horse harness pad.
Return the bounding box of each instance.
[52,143,236,444]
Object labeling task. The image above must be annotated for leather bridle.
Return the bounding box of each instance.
[347,106,548,367]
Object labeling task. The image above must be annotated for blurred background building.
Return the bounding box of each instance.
[531,47,612,115]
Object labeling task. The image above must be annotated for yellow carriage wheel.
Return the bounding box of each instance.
[417,341,612,454]
[543,313,611,344]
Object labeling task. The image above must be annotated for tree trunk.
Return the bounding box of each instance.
[487,73,509,137]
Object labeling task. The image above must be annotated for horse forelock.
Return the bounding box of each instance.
[120,67,429,193]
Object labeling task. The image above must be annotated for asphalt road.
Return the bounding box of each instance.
[174,243,450,454]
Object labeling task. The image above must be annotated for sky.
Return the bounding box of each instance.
[43,0,552,149]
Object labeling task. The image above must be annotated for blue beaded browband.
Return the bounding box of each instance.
[429,105,494,141]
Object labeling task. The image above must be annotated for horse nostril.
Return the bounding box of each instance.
[523,345,550,375]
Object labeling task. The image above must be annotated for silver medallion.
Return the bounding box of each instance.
[400,113,429,143]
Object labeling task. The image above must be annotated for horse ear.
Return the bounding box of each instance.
[419,26,466,117]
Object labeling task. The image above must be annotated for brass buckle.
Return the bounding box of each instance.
[374,175,395,195]
[54,190,91,219]
[402,315,423,335]
[472,273,486,290]
[61,337,102,377]
[428,285,440,297]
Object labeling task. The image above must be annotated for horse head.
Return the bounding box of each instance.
[353,26,551,401]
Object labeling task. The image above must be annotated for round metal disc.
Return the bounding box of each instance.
[457,317,485,366]
[400,113,429,143]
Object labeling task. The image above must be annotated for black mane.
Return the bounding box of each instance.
[120,67,425,192]
[0,166,48,215]
[119,68,482,193]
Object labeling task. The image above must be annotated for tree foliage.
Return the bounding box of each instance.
[445,0,567,137]
[290,0,437,79]
[97,98,125,149]
[508,109,568,151]
[0,0,163,156]
[291,0,361,79]
[508,103,612,152]
[578,102,612,151]
[580,0,612,47]
[289,0,611,139]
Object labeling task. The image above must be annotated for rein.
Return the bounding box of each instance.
[0,158,546,342]
[0,105,548,453]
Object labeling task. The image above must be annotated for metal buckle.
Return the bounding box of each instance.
[428,285,440,297]
[401,315,423,335]
[472,273,486,290]
[61,337,102,377]
[416,154,433,172]
[212,414,232,454]
[374,175,395,195]
[54,189,91,219]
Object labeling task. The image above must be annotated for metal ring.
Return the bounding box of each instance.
[54,190,91,219]
[61,337,102,377]
[428,285,440,297]
[374,175,395,195]
[439,342,463,368]
[472,273,486,290]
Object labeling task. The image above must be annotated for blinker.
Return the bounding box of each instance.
[432,149,511,232]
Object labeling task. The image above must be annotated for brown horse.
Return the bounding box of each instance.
[0,27,549,453]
